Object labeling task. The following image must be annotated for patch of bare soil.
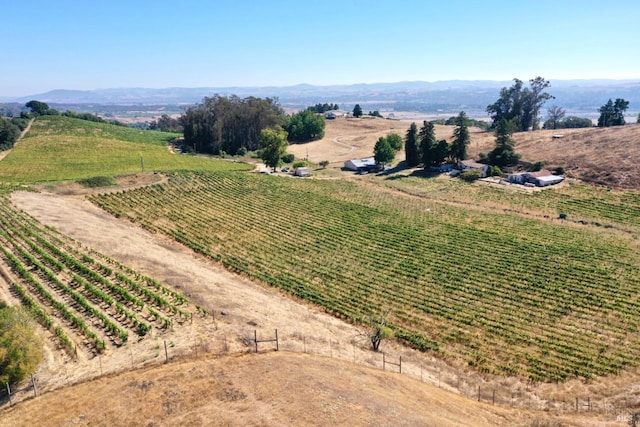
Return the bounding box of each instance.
[0,351,610,427]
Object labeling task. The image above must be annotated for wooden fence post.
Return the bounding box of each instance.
[31,374,37,397]
[6,383,12,407]
[478,385,481,402]
[164,340,168,363]
[275,329,279,351]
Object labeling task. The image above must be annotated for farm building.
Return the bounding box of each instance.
[508,170,564,187]
[294,167,310,177]
[459,160,489,178]
[324,110,348,119]
[344,157,376,172]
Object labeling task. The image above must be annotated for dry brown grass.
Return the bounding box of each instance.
[0,351,613,427]
[300,118,640,189]
[468,124,640,188]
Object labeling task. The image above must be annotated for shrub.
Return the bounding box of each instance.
[281,153,295,163]
[460,169,481,182]
[77,176,115,188]
[489,165,502,176]
[533,161,544,172]
[292,160,308,169]
[237,146,247,156]
[554,166,565,175]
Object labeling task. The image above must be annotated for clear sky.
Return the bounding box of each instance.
[2,0,640,97]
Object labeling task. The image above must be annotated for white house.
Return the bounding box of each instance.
[459,160,489,178]
[344,157,376,171]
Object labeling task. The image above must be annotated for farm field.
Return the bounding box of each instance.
[0,115,251,183]
[2,115,640,425]
[0,188,201,359]
[90,169,640,382]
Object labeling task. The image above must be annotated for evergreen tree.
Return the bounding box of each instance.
[597,98,629,127]
[404,122,419,167]
[487,119,520,167]
[419,121,437,167]
[352,104,363,118]
[450,111,470,164]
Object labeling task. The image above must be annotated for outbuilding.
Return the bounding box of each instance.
[459,160,489,178]
[344,157,376,172]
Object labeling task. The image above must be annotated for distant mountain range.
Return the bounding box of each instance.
[3,79,640,119]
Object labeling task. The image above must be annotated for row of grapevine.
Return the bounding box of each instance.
[0,192,197,356]
[90,171,640,381]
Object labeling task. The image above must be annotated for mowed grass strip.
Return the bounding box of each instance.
[0,116,251,183]
[91,171,640,381]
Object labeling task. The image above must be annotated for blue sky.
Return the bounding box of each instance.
[2,0,640,97]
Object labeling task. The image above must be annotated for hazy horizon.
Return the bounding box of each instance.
[2,0,640,97]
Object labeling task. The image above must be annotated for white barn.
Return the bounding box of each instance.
[344,157,376,171]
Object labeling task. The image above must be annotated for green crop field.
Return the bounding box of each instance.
[0,188,202,357]
[0,115,251,183]
[2,115,640,383]
[91,170,640,381]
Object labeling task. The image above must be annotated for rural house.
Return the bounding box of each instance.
[459,160,489,178]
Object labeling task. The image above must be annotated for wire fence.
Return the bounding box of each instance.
[1,327,639,424]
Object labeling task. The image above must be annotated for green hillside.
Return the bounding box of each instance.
[0,115,251,183]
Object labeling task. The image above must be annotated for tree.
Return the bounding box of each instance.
[283,109,325,142]
[544,105,566,130]
[598,98,629,127]
[365,310,394,352]
[0,117,22,151]
[450,111,470,164]
[25,100,51,116]
[149,114,183,132]
[352,104,363,118]
[487,119,520,167]
[404,122,419,167]
[373,137,395,167]
[419,121,437,167]
[637,112,640,124]
[260,127,289,172]
[181,95,284,155]
[0,305,43,384]
[486,77,553,131]
[319,160,329,169]
[386,133,403,151]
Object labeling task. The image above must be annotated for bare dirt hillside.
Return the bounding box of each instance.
[0,351,610,427]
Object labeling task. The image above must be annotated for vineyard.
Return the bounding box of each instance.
[0,189,201,358]
[0,115,251,183]
[90,170,640,382]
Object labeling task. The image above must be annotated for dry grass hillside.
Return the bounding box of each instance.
[0,351,615,427]
[296,117,640,189]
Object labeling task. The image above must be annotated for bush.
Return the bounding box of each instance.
[292,160,308,169]
[237,146,247,156]
[460,169,481,182]
[489,165,502,176]
[533,161,544,172]
[281,153,295,163]
[0,306,43,384]
[554,166,565,175]
[77,176,115,188]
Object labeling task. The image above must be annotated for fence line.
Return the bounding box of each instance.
[1,328,638,423]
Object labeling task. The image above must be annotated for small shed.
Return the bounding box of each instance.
[533,175,564,187]
[294,167,310,177]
